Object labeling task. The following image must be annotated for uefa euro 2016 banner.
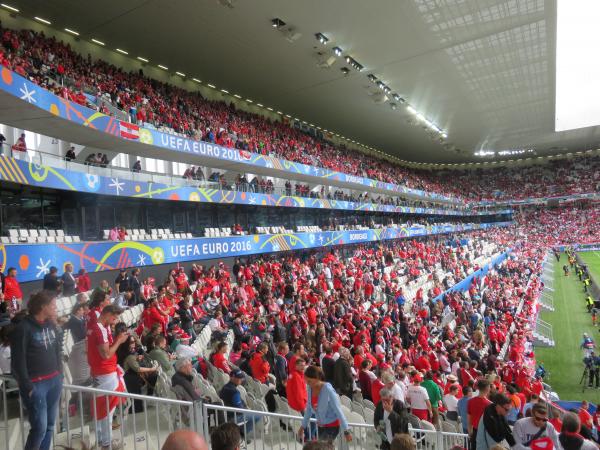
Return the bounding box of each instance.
[0,68,459,204]
[4,222,510,283]
[0,155,511,217]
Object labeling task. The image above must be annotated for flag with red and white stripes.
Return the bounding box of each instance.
[119,121,139,140]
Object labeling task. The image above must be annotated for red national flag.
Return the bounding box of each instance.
[119,121,139,140]
[239,150,251,160]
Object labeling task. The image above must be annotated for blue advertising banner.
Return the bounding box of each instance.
[0,155,511,217]
[3,222,511,283]
[0,67,461,204]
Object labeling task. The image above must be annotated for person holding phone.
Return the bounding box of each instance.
[87,304,128,450]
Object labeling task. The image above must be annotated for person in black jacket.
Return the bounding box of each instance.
[321,344,336,384]
[374,387,409,450]
[333,347,354,398]
[10,291,63,450]
[42,266,61,293]
[62,303,87,342]
[129,268,141,304]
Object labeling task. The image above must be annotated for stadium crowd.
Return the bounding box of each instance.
[7,208,600,449]
[3,22,599,208]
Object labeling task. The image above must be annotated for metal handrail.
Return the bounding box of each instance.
[8,146,492,214]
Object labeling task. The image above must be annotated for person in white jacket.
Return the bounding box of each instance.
[512,403,559,450]
[556,412,597,450]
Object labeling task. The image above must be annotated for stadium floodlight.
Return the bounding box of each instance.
[116,48,128,55]
[0,3,19,12]
[315,33,329,44]
[137,57,149,63]
[91,38,105,46]
[271,18,286,28]
[34,16,51,25]
[158,64,168,70]
[333,46,342,56]
[65,28,79,36]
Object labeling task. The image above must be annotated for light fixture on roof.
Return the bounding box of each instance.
[192,78,201,83]
[257,103,264,107]
[1,3,19,12]
[116,48,128,55]
[176,71,186,77]
[271,18,286,28]
[267,107,273,111]
[246,99,253,103]
[34,16,51,25]
[376,81,385,90]
[406,105,417,115]
[91,38,105,46]
[158,64,168,70]
[344,56,362,71]
[368,74,377,83]
[233,94,241,98]
[333,46,342,56]
[315,33,329,44]
[390,103,397,111]
[64,28,79,36]
[137,56,149,63]
[221,89,229,93]
[207,83,216,88]
[383,86,391,94]
[340,67,350,75]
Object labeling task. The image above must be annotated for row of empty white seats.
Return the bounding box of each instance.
[296,225,321,233]
[4,229,80,244]
[255,226,293,234]
[204,227,247,237]
[205,227,232,237]
[103,228,192,240]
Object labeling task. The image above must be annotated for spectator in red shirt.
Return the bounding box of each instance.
[3,267,22,308]
[467,379,491,448]
[249,342,271,384]
[86,304,128,449]
[286,357,307,413]
[210,342,231,374]
[76,268,91,293]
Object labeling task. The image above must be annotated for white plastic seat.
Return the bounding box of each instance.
[19,229,28,238]
[73,236,80,242]
[48,229,57,237]
[29,229,39,237]
[46,236,55,243]
[56,236,65,243]
[0,237,8,244]
[57,229,65,236]
[65,236,73,243]
[8,230,18,238]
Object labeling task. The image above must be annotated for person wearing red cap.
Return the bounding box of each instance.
[406,372,431,421]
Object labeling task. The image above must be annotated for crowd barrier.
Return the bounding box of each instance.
[0,375,468,450]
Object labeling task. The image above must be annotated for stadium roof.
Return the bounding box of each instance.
[7,0,600,163]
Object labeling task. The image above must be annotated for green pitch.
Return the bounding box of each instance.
[535,252,600,401]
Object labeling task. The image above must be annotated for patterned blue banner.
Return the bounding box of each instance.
[4,222,511,283]
[0,67,461,204]
[0,155,511,217]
